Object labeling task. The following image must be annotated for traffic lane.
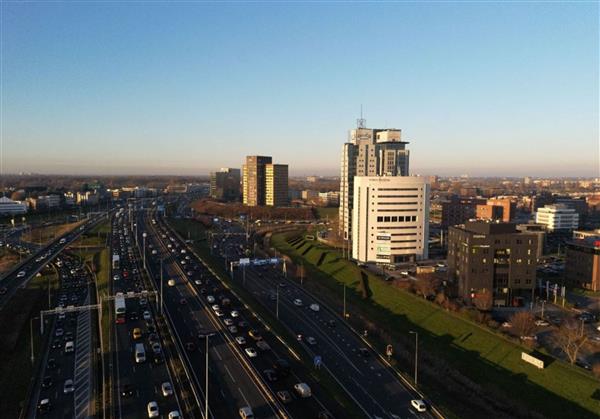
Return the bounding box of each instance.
[242,264,434,419]
[160,257,279,419]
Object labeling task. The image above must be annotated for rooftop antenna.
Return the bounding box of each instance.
[356,104,366,128]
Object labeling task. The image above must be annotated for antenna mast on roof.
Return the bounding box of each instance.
[356,104,366,129]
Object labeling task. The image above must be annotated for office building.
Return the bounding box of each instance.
[447,220,538,306]
[476,204,503,221]
[210,168,241,201]
[486,198,515,222]
[265,164,289,207]
[0,196,28,215]
[242,156,272,206]
[565,236,600,292]
[535,204,579,232]
[516,223,546,260]
[319,191,340,207]
[352,176,429,263]
[339,125,410,239]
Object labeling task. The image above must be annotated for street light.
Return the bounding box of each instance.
[30,316,40,365]
[409,331,418,386]
[198,333,216,419]
[142,232,147,269]
[276,284,279,319]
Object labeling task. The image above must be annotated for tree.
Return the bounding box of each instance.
[510,311,536,338]
[414,277,435,299]
[472,289,493,312]
[552,318,588,365]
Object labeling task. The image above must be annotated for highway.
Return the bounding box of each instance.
[27,253,98,419]
[210,221,437,419]
[109,210,183,419]
[0,214,107,309]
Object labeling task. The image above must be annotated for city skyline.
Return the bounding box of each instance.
[1,2,598,177]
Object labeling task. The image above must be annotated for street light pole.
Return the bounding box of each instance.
[276,285,279,319]
[200,333,215,419]
[160,258,164,315]
[343,284,346,320]
[30,316,36,365]
[142,232,147,269]
[409,331,419,386]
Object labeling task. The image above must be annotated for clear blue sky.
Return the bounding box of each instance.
[1,1,598,177]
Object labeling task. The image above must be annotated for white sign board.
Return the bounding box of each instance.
[239,258,251,266]
[521,352,544,369]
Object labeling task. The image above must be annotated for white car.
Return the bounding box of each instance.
[168,279,176,287]
[195,279,202,285]
[245,347,258,358]
[211,304,220,311]
[293,299,303,307]
[143,311,152,321]
[309,304,320,312]
[239,407,254,419]
[147,401,159,418]
[534,320,550,327]
[228,325,238,333]
[17,271,26,278]
[215,310,224,317]
[224,318,234,326]
[235,336,246,345]
[168,411,181,419]
[63,379,74,394]
[161,382,173,397]
[411,399,427,412]
[306,336,317,345]
[230,310,240,318]
[207,295,215,303]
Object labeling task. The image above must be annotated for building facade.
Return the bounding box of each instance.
[339,126,410,240]
[441,196,486,229]
[535,204,579,232]
[352,176,429,263]
[566,236,600,292]
[265,164,289,207]
[447,221,538,306]
[487,198,515,222]
[0,196,28,215]
[242,156,272,206]
[210,168,241,201]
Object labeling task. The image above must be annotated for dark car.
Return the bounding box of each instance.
[47,358,57,369]
[186,342,196,352]
[41,376,53,389]
[129,312,139,321]
[358,348,370,357]
[51,339,62,349]
[153,354,165,364]
[121,384,134,398]
[263,369,277,382]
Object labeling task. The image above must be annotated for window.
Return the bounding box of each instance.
[392,216,398,222]
[384,216,390,222]
[377,216,383,222]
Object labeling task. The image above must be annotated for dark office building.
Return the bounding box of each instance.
[447,220,538,306]
[441,196,486,229]
[210,168,241,201]
[565,236,600,292]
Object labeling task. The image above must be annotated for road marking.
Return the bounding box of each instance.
[224,365,236,383]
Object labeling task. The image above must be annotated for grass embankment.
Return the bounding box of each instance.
[167,218,363,418]
[21,220,84,246]
[271,232,600,419]
[313,207,338,220]
[0,247,21,275]
[0,265,59,417]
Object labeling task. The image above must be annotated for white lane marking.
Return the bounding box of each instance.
[224,365,236,383]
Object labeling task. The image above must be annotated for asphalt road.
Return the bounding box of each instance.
[110,213,182,419]
[212,222,435,419]
[28,254,98,419]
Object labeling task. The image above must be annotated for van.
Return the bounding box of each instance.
[65,341,75,354]
[134,343,146,363]
[293,382,312,398]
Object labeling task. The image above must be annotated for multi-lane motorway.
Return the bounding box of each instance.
[205,220,437,419]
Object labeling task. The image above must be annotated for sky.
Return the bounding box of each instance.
[1,1,598,177]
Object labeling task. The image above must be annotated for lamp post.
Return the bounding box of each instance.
[276,285,279,319]
[30,316,40,365]
[142,232,147,269]
[199,333,215,419]
[409,331,419,386]
[160,258,164,315]
[343,284,346,320]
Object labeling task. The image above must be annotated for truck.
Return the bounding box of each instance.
[112,254,120,270]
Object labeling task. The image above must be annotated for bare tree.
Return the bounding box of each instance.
[510,311,536,338]
[473,288,493,311]
[414,277,435,299]
[552,318,588,365]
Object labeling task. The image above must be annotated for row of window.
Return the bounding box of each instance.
[377,209,418,213]
[376,195,419,198]
[377,215,418,222]
[376,202,419,206]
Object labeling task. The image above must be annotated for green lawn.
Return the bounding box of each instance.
[271,232,600,419]
[314,206,339,220]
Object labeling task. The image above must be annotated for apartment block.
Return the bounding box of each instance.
[242,156,272,206]
[265,164,289,207]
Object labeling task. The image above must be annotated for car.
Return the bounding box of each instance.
[278,282,287,288]
[143,311,152,321]
[235,336,247,345]
[224,318,234,326]
[133,328,142,340]
[153,354,165,364]
[207,295,215,303]
[238,320,249,328]
[186,342,196,352]
[215,309,224,317]
[248,329,262,340]
[55,328,64,337]
[501,322,512,328]
[231,310,240,318]
[306,336,317,345]
[161,381,173,397]
[151,342,162,355]
[17,271,26,278]
[51,339,62,349]
[179,298,187,305]
[239,406,254,419]
[65,341,75,353]
[263,368,278,382]
[113,274,120,281]
[121,383,134,398]
[41,376,53,389]
[309,304,320,312]
[63,379,74,394]
[47,358,57,369]
[37,398,51,413]
[147,401,159,418]
[535,320,550,327]
[245,347,258,358]
[411,399,427,412]
[257,340,271,351]
[228,325,238,333]
[276,390,292,403]
[293,299,303,306]
[168,279,176,287]
[294,382,312,398]
[195,279,202,285]
[140,297,148,306]
[168,411,181,419]
[211,304,220,311]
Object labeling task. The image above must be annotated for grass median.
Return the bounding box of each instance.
[270,232,600,419]
[168,218,364,418]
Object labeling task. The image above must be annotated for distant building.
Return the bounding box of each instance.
[210,168,241,201]
[265,164,289,207]
[447,220,538,306]
[318,191,339,207]
[0,196,28,215]
[77,191,99,205]
[441,196,486,229]
[165,184,187,194]
[476,204,503,221]
[302,190,319,201]
[486,198,515,222]
[535,204,579,232]
[29,194,61,211]
[242,156,272,206]
[352,176,429,264]
[565,236,600,292]
[573,229,600,240]
[306,176,318,183]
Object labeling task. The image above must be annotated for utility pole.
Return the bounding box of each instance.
[276,285,279,319]
[409,331,419,386]
[160,258,164,315]
[343,284,346,320]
